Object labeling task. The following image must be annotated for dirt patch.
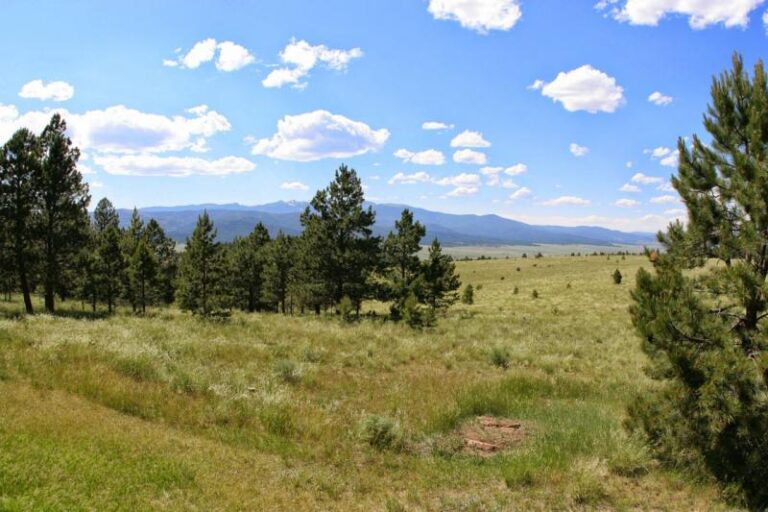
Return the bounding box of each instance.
[458,416,528,456]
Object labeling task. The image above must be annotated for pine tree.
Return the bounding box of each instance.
[461,283,474,305]
[144,219,177,305]
[295,216,333,314]
[38,114,90,313]
[420,238,460,313]
[0,225,15,301]
[300,164,380,313]
[177,212,226,316]
[128,236,158,314]
[93,197,119,233]
[93,198,124,313]
[263,231,295,314]
[122,208,144,311]
[228,222,270,312]
[0,128,41,313]
[628,54,768,508]
[383,208,425,317]
[75,221,99,311]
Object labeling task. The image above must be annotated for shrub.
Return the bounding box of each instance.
[359,414,401,451]
[461,284,474,305]
[338,295,355,322]
[513,286,519,295]
[302,346,323,363]
[531,289,539,299]
[274,359,302,384]
[612,269,622,285]
[402,293,433,328]
[490,346,510,369]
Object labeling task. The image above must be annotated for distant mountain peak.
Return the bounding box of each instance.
[118,201,655,246]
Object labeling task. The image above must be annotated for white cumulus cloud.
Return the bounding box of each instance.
[533,65,625,113]
[262,38,363,89]
[450,129,491,148]
[509,186,532,200]
[280,181,309,191]
[18,80,75,102]
[570,142,589,157]
[596,0,764,29]
[251,110,389,162]
[428,0,523,33]
[422,121,454,130]
[453,148,487,164]
[215,41,256,71]
[0,103,231,155]
[166,39,255,71]
[95,155,255,177]
[434,172,481,196]
[620,183,641,192]
[647,146,679,167]
[648,91,673,106]
[631,172,663,185]
[393,148,446,165]
[615,198,640,207]
[541,195,591,206]
[388,171,432,185]
[504,163,528,175]
[650,194,679,204]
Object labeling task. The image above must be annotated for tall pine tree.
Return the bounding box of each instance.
[177,212,226,315]
[122,208,145,312]
[228,222,270,312]
[0,128,40,313]
[93,198,124,313]
[300,164,380,313]
[383,208,426,317]
[38,114,90,312]
[420,238,460,313]
[628,54,768,508]
[144,218,177,305]
[263,231,295,314]
[128,236,158,314]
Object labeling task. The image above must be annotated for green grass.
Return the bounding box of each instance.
[0,255,732,510]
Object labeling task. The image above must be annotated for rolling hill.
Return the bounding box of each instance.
[117,201,656,246]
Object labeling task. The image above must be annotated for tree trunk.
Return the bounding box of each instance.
[140,275,146,314]
[18,258,33,314]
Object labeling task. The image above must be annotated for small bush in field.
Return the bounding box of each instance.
[531,289,539,299]
[338,296,355,322]
[490,346,510,369]
[461,284,474,304]
[359,414,401,451]
[402,293,432,328]
[612,269,622,285]
[513,286,519,295]
[274,359,302,384]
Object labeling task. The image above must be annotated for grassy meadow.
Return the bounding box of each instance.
[0,254,731,511]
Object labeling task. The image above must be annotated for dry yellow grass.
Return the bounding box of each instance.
[0,255,734,510]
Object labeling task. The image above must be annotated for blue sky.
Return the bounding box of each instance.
[0,0,766,231]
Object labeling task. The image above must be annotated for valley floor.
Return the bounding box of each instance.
[0,256,732,511]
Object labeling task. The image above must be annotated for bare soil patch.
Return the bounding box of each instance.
[459,416,529,456]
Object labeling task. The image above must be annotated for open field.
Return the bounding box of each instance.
[0,255,730,511]
[420,244,652,259]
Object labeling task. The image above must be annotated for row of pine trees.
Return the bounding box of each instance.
[176,164,461,325]
[0,117,460,323]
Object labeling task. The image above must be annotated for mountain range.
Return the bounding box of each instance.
[117,201,656,246]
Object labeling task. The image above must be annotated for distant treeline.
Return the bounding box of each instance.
[0,116,460,325]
